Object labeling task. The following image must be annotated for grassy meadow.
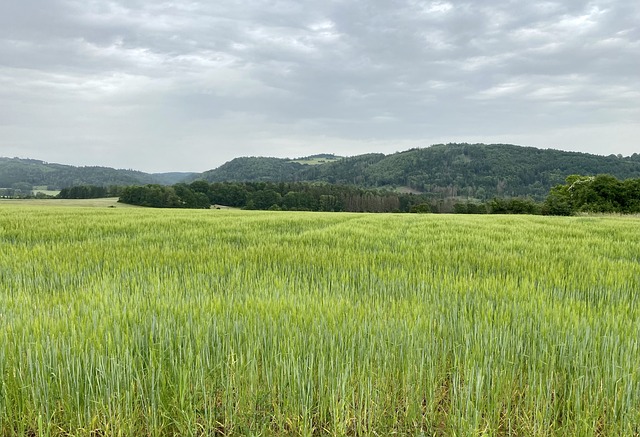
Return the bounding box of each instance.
[0,205,639,436]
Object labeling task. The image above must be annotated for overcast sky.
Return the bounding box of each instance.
[1,0,638,172]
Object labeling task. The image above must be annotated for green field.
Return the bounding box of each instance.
[31,186,62,197]
[1,207,639,436]
[288,156,342,165]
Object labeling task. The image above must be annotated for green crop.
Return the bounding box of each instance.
[1,206,639,435]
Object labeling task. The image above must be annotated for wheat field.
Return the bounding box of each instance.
[1,206,639,436]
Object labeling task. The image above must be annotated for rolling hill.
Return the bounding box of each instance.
[4,144,640,201]
[0,157,195,191]
[196,144,640,200]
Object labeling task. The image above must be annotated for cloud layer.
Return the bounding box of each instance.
[1,0,639,172]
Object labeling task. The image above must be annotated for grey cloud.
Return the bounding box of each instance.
[0,0,638,172]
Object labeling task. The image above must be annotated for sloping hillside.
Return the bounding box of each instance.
[5,144,640,200]
[197,144,640,200]
[0,158,193,190]
[197,157,306,182]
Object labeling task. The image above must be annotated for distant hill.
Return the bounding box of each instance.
[191,154,345,183]
[194,157,306,183]
[0,157,195,190]
[5,144,640,201]
[195,144,640,200]
[152,172,198,185]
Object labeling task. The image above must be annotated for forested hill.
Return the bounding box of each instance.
[6,145,640,200]
[0,157,195,190]
[192,154,343,183]
[197,157,306,183]
[197,144,640,200]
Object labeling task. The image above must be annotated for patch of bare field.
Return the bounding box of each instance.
[0,197,138,208]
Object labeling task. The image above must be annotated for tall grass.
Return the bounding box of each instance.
[1,207,639,435]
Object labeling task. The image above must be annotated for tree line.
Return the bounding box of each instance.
[58,185,125,199]
[118,182,411,212]
[57,174,640,216]
[114,181,554,214]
